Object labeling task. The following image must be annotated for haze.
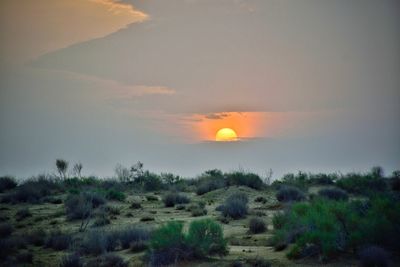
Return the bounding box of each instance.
[0,0,399,179]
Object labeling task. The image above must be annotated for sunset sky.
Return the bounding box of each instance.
[0,0,399,179]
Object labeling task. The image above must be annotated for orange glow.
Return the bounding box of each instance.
[193,112,265,141]
[215,128,238,141]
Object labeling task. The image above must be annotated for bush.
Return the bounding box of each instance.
[80,230,118,255]
[187,219,228,258]
[246,257,272,267]
[0,222,13,238]
[130,201,142,209]
[15,208,32,221]
[45,230,72,251]
[148,221,187,266]
[272,212,289,230]
[225,171,264,190]
[336,171,387,195]
[130,240,148,252]
[358,245,389,267]
[140,216,155,222]
[276,186,305,202]
[318,188,348,201]
[220,192,248,219]
[65,192,106,220]
[146,195,159,201]
[2,175,60,203]
[0,176,17,192]
[163,192,190,207]
[148,219,227,265]
[191,206,207,217]
[105,189,126,201]
[86,253,128,267]
[59,253,83,267]
[118,227,151,249]
[249,217,266,234]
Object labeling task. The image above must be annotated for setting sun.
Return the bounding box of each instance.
[215,128,238,142]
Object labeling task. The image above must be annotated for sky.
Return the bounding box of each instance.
[0,0,399,179]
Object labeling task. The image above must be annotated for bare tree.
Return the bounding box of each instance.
[115,163,130,182]
[264,168,273,186]
[73,162,83,178]
[56,159,69,179]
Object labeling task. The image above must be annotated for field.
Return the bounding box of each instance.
[0,166,399,267]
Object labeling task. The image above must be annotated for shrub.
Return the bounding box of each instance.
[45,230,72,251]
[2,175,60,203]
[220,192,248,219]
[225,171,264,190]
[191,206,207,217]
[336,171,387,195]
[86,253,128,267]
[175,204,186,210]
[0,222,13,238]
[272,212,289,230]
[59,253,83,267]
[105,189,126,201]
[15,208,32,221]
[358,245,389,267]
[318,188,348,201]
[276,186,305,202]
[148,221,187,266]
[246,257,272,267]
[0,176,17,192]
[130,201,142,209]
[142,172,164,191]
[146,195,159,201]
[187,219,228,258]
[130,240,148,252]
[65,192,105,220]
[249,217,266,234]
[163,192,190,207]
[140,216,155,222]
[80,230,118,255]
[147,219,227,265]
[118,227,151,249]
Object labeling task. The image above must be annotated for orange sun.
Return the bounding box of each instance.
[215,128,238,142]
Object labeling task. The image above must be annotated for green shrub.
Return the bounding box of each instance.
[45,230,72,251]
[64,192,106,220]
[86,253,127,267]
[148,219,227,265]
[105,189,126,201]
[187,219,228,258]
[336,171,387,195]
[225,171,264,190]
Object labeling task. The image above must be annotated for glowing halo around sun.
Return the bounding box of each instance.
[215,128,238,142]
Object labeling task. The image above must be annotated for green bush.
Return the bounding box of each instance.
[163,192,190,207]
[187,219,228,258]
[271,195,400,261]
[220,192,249,219]
[105,189,126,201]
[148,219,227,265]
[318,188,348,201]
[336,171,387,195]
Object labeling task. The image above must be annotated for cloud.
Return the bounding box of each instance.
[89,0,148,18]
[204,112,230,120]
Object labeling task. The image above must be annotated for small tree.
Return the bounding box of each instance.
[73,162,83,178]
[56,159,69,179]
[115,164,130,182]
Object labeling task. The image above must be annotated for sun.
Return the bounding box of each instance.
[215,128,238,142]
